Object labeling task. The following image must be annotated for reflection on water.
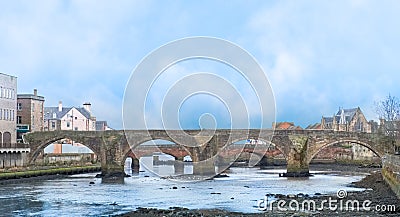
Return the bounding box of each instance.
[0,157,367,216]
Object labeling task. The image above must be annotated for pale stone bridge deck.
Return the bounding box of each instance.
[23,129,395,177]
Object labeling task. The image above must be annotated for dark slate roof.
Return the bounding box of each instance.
[322,117,334,123]
[306,123,321,129]
[335,108,358,123]
[96,121,107,131]
[76,107,91,119]
[44,107,91,120]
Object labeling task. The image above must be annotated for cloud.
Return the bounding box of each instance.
[249,0,400,126]
[0,0,150,128]
[2,0,400,129]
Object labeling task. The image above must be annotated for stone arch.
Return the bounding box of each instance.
[308,139,382,164]
[229,137,287,160]
[120,138,189,166]
[157,148,190,160]
[28,135,100,164]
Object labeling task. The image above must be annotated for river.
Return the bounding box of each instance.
[0,157,368,216]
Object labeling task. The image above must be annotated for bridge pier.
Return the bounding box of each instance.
[282,136,311,177]
[285,160,310,177]
[174,157,185,175]
[193,160,215,176]
[258,156,270,168]
[131,158,140,173]
[215,156,232,174]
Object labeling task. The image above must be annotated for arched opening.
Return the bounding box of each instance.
[122,139,192,177]
[221,139,286,168]
[32,138,98,166]
[3,132,11,146]
[310,140,381,167]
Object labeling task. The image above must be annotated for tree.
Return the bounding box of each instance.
[375,94,400,154]
[375,94,400,121]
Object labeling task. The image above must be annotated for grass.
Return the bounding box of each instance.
[0,165,101,180]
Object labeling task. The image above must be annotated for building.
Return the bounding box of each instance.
[16,89,45,141]
[96,121,113,131]
[321,107,371,132]
[44,101,96,131]
[0,73,17,145]
[313,107,377,161]
[0,73,29,168]
[273,122,303,130]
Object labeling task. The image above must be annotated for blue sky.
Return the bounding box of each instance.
[1,0,400,129]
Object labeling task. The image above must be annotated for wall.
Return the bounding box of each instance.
[0,73,17,144]
[382,154,400,199]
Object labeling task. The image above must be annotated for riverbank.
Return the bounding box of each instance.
[0,165,101,184]
[117,164,400,217]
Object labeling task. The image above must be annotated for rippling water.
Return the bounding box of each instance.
[0,159,367,216]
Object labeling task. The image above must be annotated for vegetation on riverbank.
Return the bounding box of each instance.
[0,165,101,181]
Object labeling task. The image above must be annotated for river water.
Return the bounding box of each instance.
[0,157,368,216]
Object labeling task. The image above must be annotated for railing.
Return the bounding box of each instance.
[0,143,30,149]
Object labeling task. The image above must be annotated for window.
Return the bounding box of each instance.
[51,122,55,129]
[67,121,70,127]
[17,116,22,124]
[74,127,78,131]
[17,103,22,111]
[0,108,2,120]
[75,117,77,120]
[11,110,14,121]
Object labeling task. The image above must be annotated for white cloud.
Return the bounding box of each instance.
[248,0,400,126]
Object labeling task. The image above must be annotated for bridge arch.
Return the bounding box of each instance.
[229,137,287,160]
[307,139,382,164]
[121,138,191,167]
[28,135,100,164]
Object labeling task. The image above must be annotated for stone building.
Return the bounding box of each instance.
[0,73,17,145]
[44,101,96,131]
[321,107,371,132]
[16,89,45,141]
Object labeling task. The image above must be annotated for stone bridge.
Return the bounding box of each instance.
[23,129,395,177]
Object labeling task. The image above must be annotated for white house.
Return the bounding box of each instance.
[44,101,96,131]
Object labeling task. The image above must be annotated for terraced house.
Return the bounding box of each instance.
[0,73,29,168]
[44,101,96,131]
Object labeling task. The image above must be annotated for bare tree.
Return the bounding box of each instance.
[375,94,400,154]
[375,94,400,121]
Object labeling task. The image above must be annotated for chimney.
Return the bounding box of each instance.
[83,102,91,114]
[33,89,37,96]
[58,101,62,112]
